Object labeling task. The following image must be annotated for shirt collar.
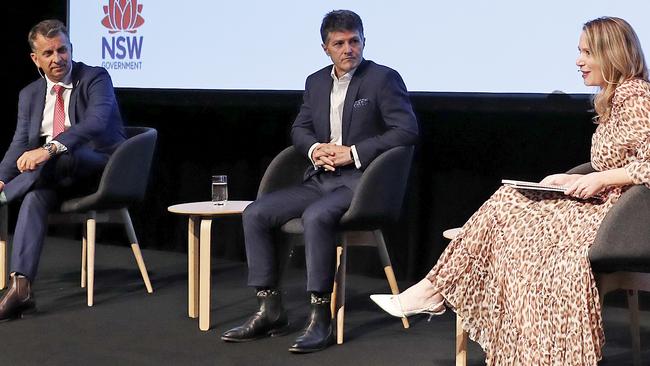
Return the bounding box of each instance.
[330,65,357,82]
[45,67,74,92]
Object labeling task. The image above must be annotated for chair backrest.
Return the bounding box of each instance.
[340,146,415,228]
[257,146,311,198]
[59,126,157,213]
[590,184,650,272]
[567,162,650,272]
[95,126,157,206]
[566,162,595,175]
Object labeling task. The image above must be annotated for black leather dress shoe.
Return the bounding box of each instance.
[0,275,35,322]
[221,289,289,342]
[288,294,334,353]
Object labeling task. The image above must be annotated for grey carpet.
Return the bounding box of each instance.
[0,236,647,366]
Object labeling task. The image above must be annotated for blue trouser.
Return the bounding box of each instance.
[5,147,107,281]
[244,170,357,293]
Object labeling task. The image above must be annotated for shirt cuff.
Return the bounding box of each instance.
[351,145,361,169]
[308,142,321,170]
[51,140,68,155]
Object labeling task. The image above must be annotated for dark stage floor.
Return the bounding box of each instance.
[0,236,647,365]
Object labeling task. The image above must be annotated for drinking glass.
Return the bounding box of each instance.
[211,175,228,205]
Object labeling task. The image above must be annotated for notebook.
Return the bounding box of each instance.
[501,179,567,193]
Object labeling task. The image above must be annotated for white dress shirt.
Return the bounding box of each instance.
[307,66,361,169]
[42,70,73,153]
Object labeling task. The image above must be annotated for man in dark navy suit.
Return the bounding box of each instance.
[221,10,418,353]
[0,19,125,320]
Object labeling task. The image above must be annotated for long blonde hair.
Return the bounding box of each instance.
[583,17,648,122]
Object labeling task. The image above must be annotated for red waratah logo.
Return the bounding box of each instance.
[101,0,145,33]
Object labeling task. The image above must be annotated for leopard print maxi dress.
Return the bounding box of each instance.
[426,79,650,365]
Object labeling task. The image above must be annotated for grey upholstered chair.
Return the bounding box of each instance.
[54,126,157,306]
[566,162,650,366]
[0,127,157,306]
[452,162,650,366]
[257,145,415,344]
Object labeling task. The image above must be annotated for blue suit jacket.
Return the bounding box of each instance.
[0,62,125,184]
[291,59,418,181]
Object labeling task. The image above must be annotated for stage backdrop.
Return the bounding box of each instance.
[68,0,650,93]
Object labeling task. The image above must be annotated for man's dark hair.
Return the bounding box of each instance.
[320,10,364,43]
[28,19,69,51]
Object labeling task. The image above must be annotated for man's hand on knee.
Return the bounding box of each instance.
[16,148,51,173]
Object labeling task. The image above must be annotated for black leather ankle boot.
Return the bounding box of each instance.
[288,293,334,353]
[0,275,35,322]
[221,289,289,342]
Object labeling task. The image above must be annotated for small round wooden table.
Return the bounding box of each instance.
[168,200,252,331]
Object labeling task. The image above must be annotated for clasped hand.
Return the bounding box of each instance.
[540,172,608,199]
[16,148,51,173]
[312,143,353,171]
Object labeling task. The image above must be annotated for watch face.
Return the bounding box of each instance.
[43,143,55,156]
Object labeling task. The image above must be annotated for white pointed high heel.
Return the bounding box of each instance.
[370,294,446,321]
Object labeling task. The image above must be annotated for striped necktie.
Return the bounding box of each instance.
[52,85,65,138]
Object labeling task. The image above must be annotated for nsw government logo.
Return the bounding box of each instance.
[100,0,144,71]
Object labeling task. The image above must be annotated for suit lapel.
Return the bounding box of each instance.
[341,61,367,145]
[69,63,80,125]
[29,79,46,145]
[316,69,333,141]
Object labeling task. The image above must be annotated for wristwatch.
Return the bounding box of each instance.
[42,142,57,157]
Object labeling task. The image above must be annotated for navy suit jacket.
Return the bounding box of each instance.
[0,62,125,185]
[291,59,418,182]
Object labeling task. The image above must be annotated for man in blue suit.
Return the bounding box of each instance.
[0,19,125,320]
[221,10,418,353]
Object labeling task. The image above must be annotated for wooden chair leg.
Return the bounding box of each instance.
[81,224,87,288]
[131,244,153,293]
[86,213,96,306]
[331,245,342,319]
[627,289,641,366]
[334,244,347,345]
[596,272,649,366]
[0,205,7,290]
[120,209,153,293]
[442,228,468,365]
[456,315,468,366]
[373,230,409,329]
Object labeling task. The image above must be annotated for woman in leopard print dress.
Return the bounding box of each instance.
[371,17,650,365]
